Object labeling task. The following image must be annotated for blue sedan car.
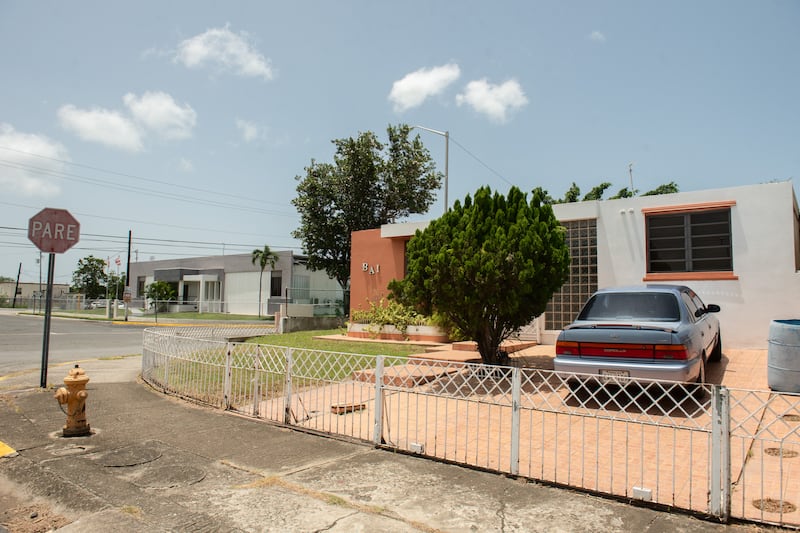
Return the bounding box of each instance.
[554,285,722,385]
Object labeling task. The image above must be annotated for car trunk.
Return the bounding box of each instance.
[557,324,681,360]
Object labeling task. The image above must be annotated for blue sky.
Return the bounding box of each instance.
[1,1,798,285]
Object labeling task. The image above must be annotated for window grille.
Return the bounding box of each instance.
[646,208,732,272]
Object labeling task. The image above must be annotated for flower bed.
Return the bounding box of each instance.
[346,323,448,343]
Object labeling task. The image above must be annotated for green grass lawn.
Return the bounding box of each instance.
[248,329,428,358]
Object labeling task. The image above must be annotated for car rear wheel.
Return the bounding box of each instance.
[696,355,706,384]
[691,355,707,399]
[708,333,723,363]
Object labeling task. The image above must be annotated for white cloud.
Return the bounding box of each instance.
[455,78,528,123]
[235,119,259,143]
[389,63,461,112]
[178,157,194,172]
[57,104,143,152]
[124,91,197,140]
[0,123,68,197]
[589,31,606,43]
[175,24,274,80]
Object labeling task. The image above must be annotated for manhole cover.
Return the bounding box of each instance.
[781,414,800,423]
[133,465,206,489]
[99,445,162,467]
[764,447,799,458]
[752,498,797,514]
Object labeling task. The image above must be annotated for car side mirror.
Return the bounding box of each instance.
[696,304,721,317]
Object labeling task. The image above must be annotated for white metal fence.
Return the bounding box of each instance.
[7,294,346,318]
[141,328,800,528]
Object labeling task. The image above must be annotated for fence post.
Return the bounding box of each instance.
[223,342,233,410]
[373,355,385,446]
[284,347,294,424]
[510,367,522,476]
[710,385,731,521]
[252,345,262,417]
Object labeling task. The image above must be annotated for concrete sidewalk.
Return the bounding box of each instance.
[0,357,767,532]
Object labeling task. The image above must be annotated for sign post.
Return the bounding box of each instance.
[28,208,80,388]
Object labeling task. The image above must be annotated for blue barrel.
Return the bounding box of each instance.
[768,319,800,393]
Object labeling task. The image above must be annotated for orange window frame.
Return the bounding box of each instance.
[642,201,738,282]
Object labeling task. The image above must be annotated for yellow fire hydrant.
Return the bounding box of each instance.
[54,365,91,437]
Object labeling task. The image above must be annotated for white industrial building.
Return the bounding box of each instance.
[128,251,343,317]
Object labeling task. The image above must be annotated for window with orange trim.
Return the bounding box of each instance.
[646,208,733,273]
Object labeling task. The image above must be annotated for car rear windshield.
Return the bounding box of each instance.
[577,292,681,322]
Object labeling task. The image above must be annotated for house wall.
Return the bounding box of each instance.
[349,181,800,349]
[551,181,800,348]
[349,227,410,311]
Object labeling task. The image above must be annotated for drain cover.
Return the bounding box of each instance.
[133,465,206,489]
[98,445,162,467]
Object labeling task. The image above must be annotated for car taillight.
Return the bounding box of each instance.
[653,344,689,360]
[556,340,579,355]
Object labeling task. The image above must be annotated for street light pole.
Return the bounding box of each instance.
[413,125,449,213]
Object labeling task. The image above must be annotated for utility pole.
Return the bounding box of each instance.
[124,230,132,321]
[12,262,21,309]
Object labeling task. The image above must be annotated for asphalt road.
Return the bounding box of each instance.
[0,309,146,375]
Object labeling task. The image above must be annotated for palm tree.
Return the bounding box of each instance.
[252,245,278,318]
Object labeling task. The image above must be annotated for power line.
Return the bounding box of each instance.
[0,159,295,217]
[0,225,302,253]
[0,200,296,239]
[449,135,516,188]
[0,145,293,211]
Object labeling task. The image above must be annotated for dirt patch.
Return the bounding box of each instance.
[752,498,797,514]
[0,504,71,533]
[764,447,799,458]
[0,475,74,533]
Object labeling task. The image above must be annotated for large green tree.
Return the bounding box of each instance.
[252,245,278,318]
[390,186,571,366]
[292,124,442,301]
[71,255,107,299]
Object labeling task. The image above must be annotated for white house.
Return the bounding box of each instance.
[542,180,799,348]
[351,181,799,348]
[128,251,343,317]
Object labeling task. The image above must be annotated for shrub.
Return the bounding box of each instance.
[350,299,430,338]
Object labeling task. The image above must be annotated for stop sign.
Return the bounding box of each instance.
[28,208,80,254]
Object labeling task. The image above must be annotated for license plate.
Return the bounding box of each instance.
[600,369,630,382]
